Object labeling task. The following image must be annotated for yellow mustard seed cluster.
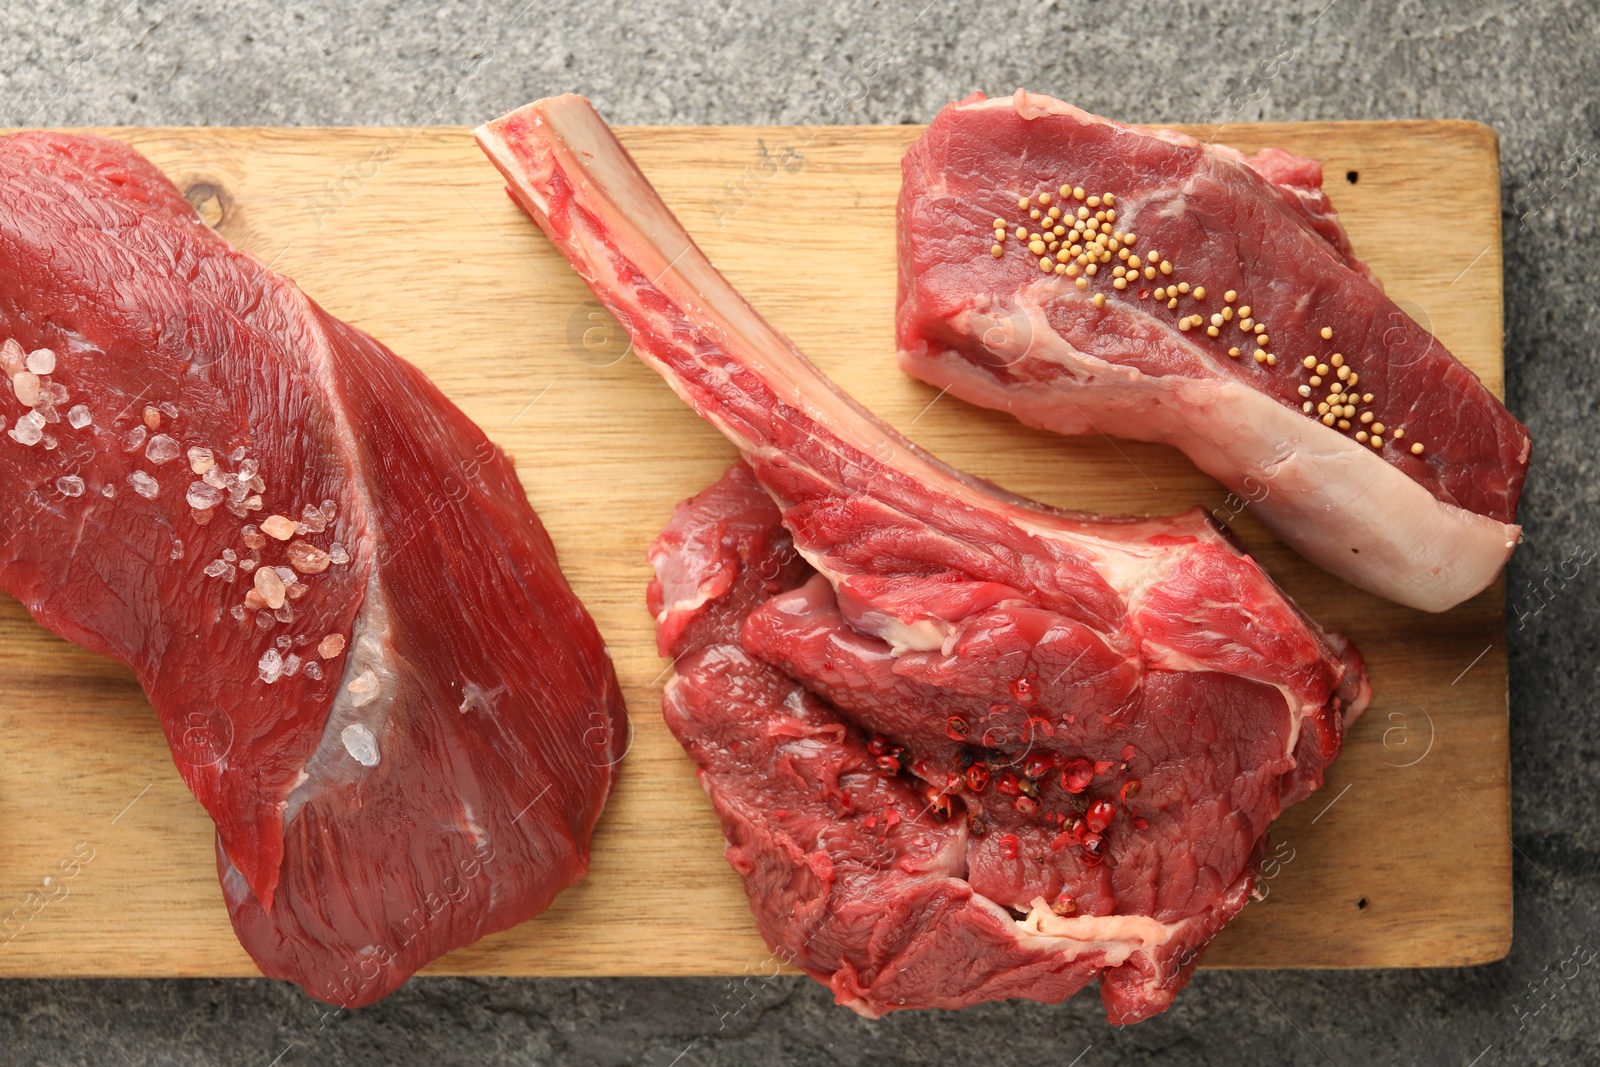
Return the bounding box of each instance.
[989,187,1427,457]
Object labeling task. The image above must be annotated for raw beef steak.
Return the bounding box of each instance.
[478,95,1369,1023]
[0,132,627,1007]
[897,90,1530,612]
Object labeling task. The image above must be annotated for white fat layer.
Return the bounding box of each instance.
[858,613,947,655]
[920,294,1518,613]
[282,568,397,825]
[218,847,253,901]
[460,799,489,849]
[785,543,948,653]
[260,242,398,833]
[1015,897,1179,961]
[655,591,713,625]
[969,893,1179,968]
[646,546,721,624]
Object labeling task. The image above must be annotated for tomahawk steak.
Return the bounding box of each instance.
[478,96,1369,1023]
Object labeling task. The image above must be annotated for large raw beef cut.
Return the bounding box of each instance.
[477,95,1369,1023]
[896,90,1529,612]
[0,132,627,1007]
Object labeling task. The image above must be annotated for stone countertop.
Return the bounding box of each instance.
[1,1,1596,1064]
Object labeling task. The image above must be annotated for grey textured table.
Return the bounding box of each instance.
[2,1,1596,1064]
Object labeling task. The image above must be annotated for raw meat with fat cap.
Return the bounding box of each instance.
[477,95,1370,1023]
[897,90,1529,613]
[0,131,627,1007]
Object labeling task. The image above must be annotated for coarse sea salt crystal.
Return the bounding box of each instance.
[121,425,147,452]
[25,349,55,375]
[12,371,40,407]
[261,514,295,540]
[186,481,223,509]
[67,405,91,429]
[8,411,45,446]
[55,475,84,498]
[188,446,215,474]
[340,723,380,767]
[283,654,301,677]
[128,471,159,499]
[258,648,284,684]
[329,542,350,565]
[347,669,379,708]
[253,565,287,609]
[286,540,331,574]
[303,660,323,681]
[145,434,180,464]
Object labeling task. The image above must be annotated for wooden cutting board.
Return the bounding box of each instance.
[0,121,1510,978]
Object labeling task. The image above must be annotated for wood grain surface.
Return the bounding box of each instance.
[0,121,1510,978]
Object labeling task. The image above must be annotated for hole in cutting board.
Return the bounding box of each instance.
[183,182,229,229]
[1346,170,1359,184]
